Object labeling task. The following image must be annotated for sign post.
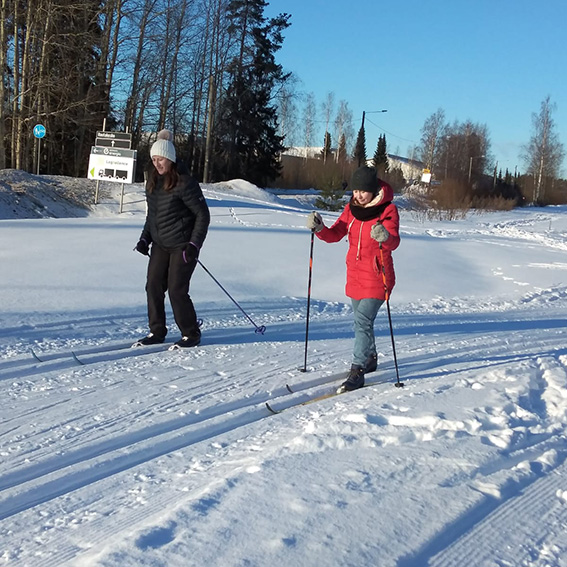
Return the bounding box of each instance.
[33,124,46,175]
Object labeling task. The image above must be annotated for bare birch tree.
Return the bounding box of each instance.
[522,96,565,203]
[333,99,353,162]
[301,91,317,158]
[321,91,334,163]
[419,108,446,172]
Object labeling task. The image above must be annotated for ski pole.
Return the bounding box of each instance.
[300,229,315,372]
[197,259,266,334]
[378,243,404,388]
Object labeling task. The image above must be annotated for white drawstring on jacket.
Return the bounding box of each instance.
[347,218,365,260]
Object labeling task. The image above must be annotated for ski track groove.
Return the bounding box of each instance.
[0,370,356,522]
[1,380,399,567]
[2,309,566,566]
[426,456,567,567]
[398,350,567,567]
[1,321,559,509]
[0,327,271,381]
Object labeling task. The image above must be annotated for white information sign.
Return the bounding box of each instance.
[88,146,137,184]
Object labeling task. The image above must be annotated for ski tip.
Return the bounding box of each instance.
[265,402,279,415]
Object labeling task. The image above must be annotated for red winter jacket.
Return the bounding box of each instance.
[316,182,400,301]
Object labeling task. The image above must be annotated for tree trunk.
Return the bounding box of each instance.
[0,0,8,169]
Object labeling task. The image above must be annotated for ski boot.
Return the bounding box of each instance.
[133,333,165,347]
[337,365,365,394]
[364,352,378,374]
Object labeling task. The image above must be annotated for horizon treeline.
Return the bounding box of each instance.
[1,0,565,205]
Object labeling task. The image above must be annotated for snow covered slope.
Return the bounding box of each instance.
[0,172,566,567]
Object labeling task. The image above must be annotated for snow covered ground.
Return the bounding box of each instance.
[1,170,566,567]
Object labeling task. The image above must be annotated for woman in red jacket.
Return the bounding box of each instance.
[306,166,400,392]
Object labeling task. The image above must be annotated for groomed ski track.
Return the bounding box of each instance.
[1,298,567,566]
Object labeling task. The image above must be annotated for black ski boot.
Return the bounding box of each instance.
[337,365,365,393]
[135,333,165,346]
[173,329,201,348]
[364,352,378,374]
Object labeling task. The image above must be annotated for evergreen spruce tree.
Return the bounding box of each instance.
[216,0,290,186]
[373,134,389,178]
[321,131,332,162]
[314,172,347,211]
[354,125,367,166]
[337,134,347,164]
[385,166,405,192]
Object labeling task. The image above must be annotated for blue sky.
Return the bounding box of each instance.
[265,0,567,176]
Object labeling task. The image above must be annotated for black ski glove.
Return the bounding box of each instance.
[134,238,149,256]
[183,242,200,263]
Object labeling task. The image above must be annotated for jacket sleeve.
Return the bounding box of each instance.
[140,219,152,244]
[140,185,152,244]
[181,177,210,249]
[379,203,400,252]
[316,206,349,243]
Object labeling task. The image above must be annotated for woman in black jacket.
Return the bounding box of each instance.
[135,129,210,348]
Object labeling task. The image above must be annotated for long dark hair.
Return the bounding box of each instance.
[146,161,180,193]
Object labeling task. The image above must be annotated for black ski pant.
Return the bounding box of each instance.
[146,244,199,339]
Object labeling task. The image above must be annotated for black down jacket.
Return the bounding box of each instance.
[140,169,210,250]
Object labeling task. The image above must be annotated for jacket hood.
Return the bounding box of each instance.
[371,181,394,207]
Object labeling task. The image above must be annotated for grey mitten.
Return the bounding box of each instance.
[306,211,324,232]
[370,222,389,243]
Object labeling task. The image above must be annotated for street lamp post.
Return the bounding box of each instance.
[468,155,485,185]
[361,109,388,129]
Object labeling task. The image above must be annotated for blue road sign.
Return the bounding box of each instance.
[33,124,46,138]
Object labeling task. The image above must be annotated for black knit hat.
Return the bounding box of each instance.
[350,166,379,194]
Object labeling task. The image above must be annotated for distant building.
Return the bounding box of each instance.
[283,147,329,159]
[383,154,424,183]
